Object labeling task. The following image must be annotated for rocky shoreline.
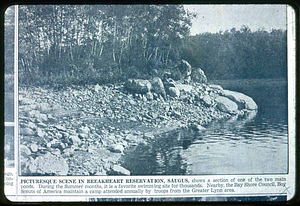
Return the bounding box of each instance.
[19,78,257,176]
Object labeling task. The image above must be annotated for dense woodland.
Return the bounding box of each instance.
[4,5,287,86]
[181,27,287,80]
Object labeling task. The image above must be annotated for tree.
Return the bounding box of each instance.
[18,5,196,85]
[181,26,287,80]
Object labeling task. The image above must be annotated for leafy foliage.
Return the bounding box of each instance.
[18,5,195,85]
[11,6,287,85]
[181,26,287,80]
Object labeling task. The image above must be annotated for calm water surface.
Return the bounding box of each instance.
[122,79,288,175]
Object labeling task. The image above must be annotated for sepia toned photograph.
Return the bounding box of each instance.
[11,4,288,177]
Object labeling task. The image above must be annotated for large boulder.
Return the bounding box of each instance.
[191,68,207,83]
[176,83,193,93]
[25,152,69,175]
[168,87,180,98]
[125,79,152,94]
[146,92,154,100]
[215,96,238,114]
[20,145,32,157]
[202,94,212,106]
[175,60,192,83]
[20,128,35,136]
[163,78,177,90]
[110,165,130,175]
[180,60,192,77]
[208,84,223,91]
[222,90,258,110]
[151,77,166,96]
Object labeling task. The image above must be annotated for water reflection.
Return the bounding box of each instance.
[122,81,288,175]
[122,131,188,175]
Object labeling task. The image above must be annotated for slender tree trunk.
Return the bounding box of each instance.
[112,20,117,63]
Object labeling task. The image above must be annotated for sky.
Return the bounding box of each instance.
[184,4,287,35]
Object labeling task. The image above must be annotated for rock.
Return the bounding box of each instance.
[125,134,137,142]
[176,84,193,93]
[154,121,184,136]
[95,170,107,175]
[128,117,137,122]
[171,110,181,118]
[190,124,206,132]
[125,79,152,94]
[202,94,212,106]
[20,128,35,136]
[222,90,258,110]
[25,110,37,118]
[78,126,90,134]
[179,60,192,79]
[159,94,165,102]
[129,99,137,105]
[69,135,81,146]
[153,93,158,100]
[149,111,158,119]
[94,84,101,93]
[162,71,172,80]
[56,132,63,139]
[184,76,191,84]
[168,87,180,98]
[61,132,69,139]
[39,114,48,122]
[109,144,124,153]
[20,145,31,157]
[163,78,177,90]
[55,125,66,132]
[146,92,154,100]
[215,96,238,114]
[48,139,62,149]
[37,122,47,128]
[27,121,37,129]
[36,128,45,137]
[30,143,39,152]
[151,77,166,95]
[78,133,88,139]
[144,132,155,139]
[20,97,34,105]
[142,95,147,102]
[62,147,75,157]
[60,142,66,149]
[209,84,223,91]
[27,152,69,175]
[110,165,130,175]
[47,114,56,122]
[191,68,207,83]
[51,148,61,155]
[38,103,51,113]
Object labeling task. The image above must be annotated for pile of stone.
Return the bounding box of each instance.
[18,60,257,176]
[123,60,257,116]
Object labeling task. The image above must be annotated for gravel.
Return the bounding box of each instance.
[19,81,230,176]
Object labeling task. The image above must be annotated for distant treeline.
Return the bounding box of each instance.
[181,27,287,80]
[5,6,287,86]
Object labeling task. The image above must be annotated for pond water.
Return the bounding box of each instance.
[122,79,288,175]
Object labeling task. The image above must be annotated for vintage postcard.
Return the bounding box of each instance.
[3,4,296,202]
